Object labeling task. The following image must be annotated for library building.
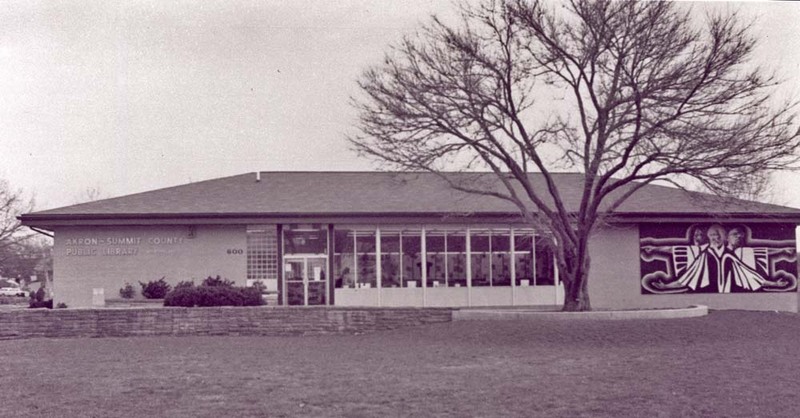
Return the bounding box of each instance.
[20,172,800,312]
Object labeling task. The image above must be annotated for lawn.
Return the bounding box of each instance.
[2,310,799,418]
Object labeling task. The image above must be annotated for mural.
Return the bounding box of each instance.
[640,223,797,294]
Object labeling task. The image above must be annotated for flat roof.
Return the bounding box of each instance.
[20,171,800,227]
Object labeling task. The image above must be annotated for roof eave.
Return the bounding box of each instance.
[19,210,800,228]
[18,211,531,228]
[608,212,800,223]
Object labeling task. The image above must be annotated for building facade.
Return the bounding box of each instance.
[20,172,800,311]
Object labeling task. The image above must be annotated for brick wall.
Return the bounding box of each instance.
[0,307,453,340]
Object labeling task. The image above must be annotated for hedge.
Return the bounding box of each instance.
[163,284,264,307]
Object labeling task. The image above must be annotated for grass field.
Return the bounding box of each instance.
[2,310,799,418]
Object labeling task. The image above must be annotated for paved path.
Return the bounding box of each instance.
[453,305,708,320]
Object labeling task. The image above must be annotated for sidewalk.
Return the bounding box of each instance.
[453,305,708,320]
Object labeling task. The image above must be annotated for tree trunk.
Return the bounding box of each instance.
[562,275,591,311]
[561,251,591,312]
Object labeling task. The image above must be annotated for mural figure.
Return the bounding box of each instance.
[641,223,797,294]
[658,224,727,292]
[672,225,708,278]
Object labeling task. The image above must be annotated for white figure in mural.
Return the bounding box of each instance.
[671,224,727,292]
[670,225,708,278]
[721,227,785,292]
[725,227,767,272]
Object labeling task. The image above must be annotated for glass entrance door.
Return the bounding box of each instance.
[284,256,328,306]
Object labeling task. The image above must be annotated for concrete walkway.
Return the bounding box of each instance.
[453,305,708,320]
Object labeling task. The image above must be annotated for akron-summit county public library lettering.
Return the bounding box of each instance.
[20,172,800,312]
[64,236,185,256]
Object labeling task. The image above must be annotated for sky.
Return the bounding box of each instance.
[1,0,799,211]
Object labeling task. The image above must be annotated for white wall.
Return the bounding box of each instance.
[54,225,247,308]
[335,285,562,307]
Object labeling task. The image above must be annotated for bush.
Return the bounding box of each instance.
[29,299,53,309]
[163,281,264,308]
[56,302,68,309]
[119,282,136,299]
[252,280,266,293]
[196,286,245,307]
[201,275,235,287]
[239,286,264,306]
[174,280,195,290]
[163,286,198,307]
[34,288,46,302]
[139,277,171,299]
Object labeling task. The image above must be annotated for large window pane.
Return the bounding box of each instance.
[401,231,422,288]
[470,231,491,287]
[356,231,377,288]
[491,230,511,286]
[514,232,534,286]
[535,236,556,285]
[283,226,327,255]
[380,231,402,288]
[426,231,446,287]
[333,230,355,288]
[447,231,467,288]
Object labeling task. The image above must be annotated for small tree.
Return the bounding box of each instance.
[201,275,235,287]
[0,179,36,278]
[139,277,172,299]
[350,0,800,311]
[0,237,52,283]
[119,282,136,299]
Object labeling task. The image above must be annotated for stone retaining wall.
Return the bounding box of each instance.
[0,307,453,340]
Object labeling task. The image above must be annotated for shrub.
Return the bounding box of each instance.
[163,281,264,308]
[29,299,53,309]
[119,282,136,299]
[163,286,198,307]
[56,302,68,309]
[174,280,195,290]
[34,287,46,302]
[139,277,171,299]
[196,286,245,307]
[239,286,264,306]
[201,275,235,287]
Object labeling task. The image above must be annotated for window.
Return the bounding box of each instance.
[283,225,327,255]
[401,231,422,288]
[246,225,278,291]
[514,232,535,286]
[381,231,402,288]
[470,231,491,287]
[426,231,446,287]
[335,228,413,289]
[447,231,467,287]
[331,225,556,290]
[491,230,511,286]
[535,236,556,285]
[333,230,355,288]
[356,231,377,288]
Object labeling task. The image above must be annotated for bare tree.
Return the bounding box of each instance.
[0,179,35,272]
[349,0,800,311]
[0,236,51,283]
